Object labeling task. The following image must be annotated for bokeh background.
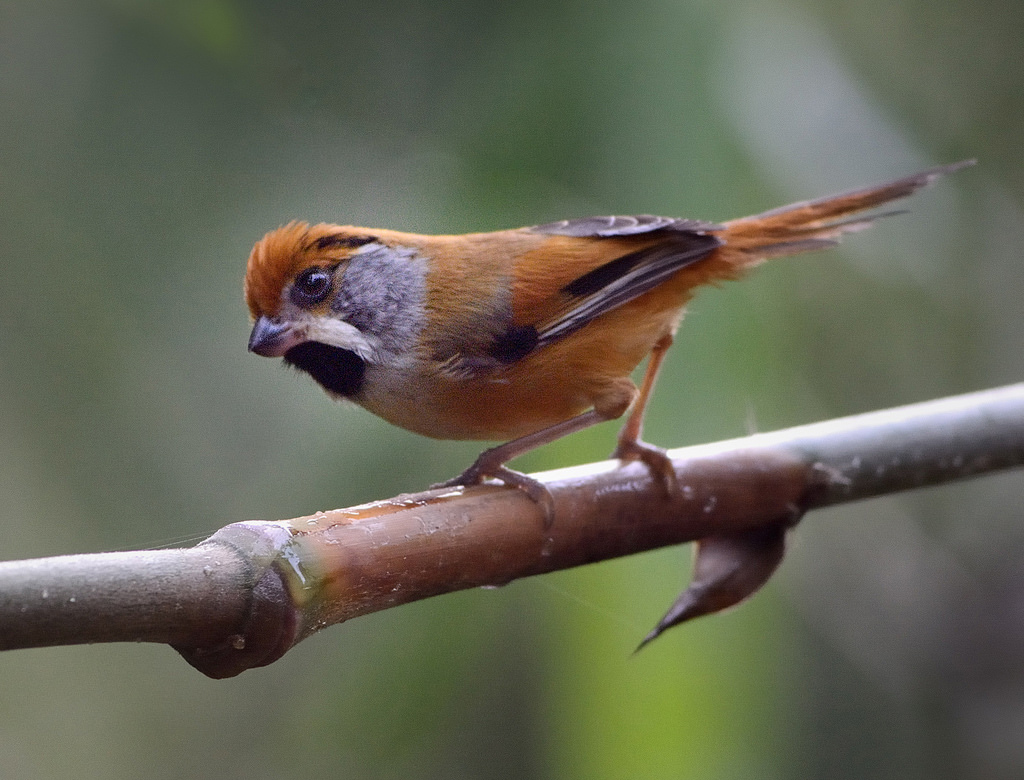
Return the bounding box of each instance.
[1,0,1022,778]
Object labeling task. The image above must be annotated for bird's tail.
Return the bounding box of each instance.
[719,160,973,260]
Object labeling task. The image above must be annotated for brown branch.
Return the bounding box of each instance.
[2,384,1023,677]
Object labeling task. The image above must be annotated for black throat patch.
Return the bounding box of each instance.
[283,342,366,398]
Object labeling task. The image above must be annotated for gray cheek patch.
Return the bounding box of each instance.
[331,243,427,354]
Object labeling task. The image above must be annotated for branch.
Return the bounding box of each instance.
[2,384,1023,677]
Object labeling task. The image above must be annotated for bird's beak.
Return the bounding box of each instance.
[248,316,305,357]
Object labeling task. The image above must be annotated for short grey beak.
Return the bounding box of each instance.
[248,316,304,357]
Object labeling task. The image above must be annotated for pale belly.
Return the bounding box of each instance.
[356,296,685,441]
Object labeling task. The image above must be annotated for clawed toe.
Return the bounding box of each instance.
[431,464,485,491]
[432,462,556,528]
[613,438,679,498]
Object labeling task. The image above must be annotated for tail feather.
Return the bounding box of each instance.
[720,159,973,258]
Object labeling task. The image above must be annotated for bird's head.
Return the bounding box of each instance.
[244,221,427,398]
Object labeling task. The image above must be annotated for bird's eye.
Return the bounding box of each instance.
[291,266,333,306]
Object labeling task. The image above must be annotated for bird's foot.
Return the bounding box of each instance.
[613,437,679,498]
[432,459,556,528]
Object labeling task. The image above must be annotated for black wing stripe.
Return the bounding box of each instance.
[535,234,722,347]
[561,245,651,297]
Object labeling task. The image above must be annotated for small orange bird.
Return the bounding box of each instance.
[245,161,971,511]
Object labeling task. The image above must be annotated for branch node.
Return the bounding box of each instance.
[173,522,301,679]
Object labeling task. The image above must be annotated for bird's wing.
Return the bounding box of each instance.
[452,223,723,374]
[436,218,722,378]
[531,231,722,347]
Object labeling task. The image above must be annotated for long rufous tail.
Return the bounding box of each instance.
[720,159,974,260]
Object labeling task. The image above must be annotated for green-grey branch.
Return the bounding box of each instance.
[1,383,1022,677]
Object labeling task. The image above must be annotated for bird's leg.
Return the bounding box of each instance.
[433,409,607,526]
[612,332,678,495]
[437,332,677,521]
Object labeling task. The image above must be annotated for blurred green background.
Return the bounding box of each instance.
[1,0,1022,777]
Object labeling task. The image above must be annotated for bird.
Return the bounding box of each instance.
[245,161,972,518]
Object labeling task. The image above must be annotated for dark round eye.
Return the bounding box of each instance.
[291,266,333,306]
